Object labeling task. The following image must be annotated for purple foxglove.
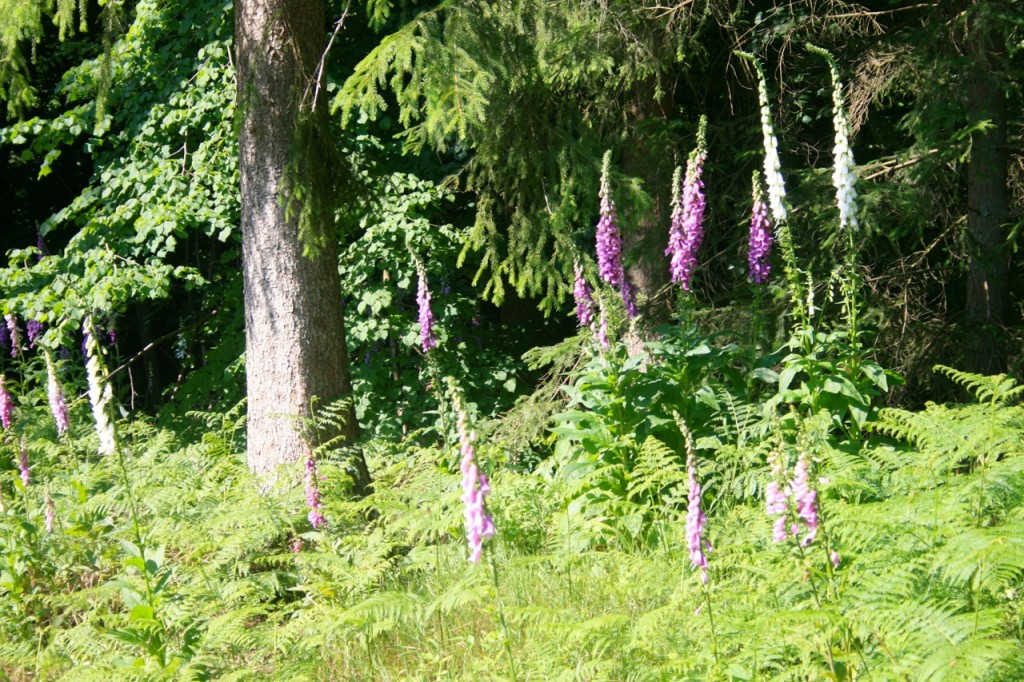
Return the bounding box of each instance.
[596,152,623,288]
[5,314,19,359]
[0,375,12,430]
[765,449,819,546]
[45,353,70,436]
[748,172,773,284]
[792,452,818,545]
[450,379,495,563]
[45,492,55,533]
[18,439,29,487]
[766,448,793,543]
[416,262,437,352]
[304,447,326,528]
[676,416,710,582]
[621,276,638,319]
[84,320,117,456]
[26,320,43,349]
[597,307,610,350]
[686,448,709,583]
[666,116,708,291]
[573,263,595,327]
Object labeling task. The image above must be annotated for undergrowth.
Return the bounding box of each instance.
[2,356,1023,681]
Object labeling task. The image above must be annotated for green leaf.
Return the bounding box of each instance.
[130,605,155,622]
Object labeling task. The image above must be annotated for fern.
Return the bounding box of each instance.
[626,436,687,511]
[934,365,1024,405]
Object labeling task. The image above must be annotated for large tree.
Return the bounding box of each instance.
[963,2,1011,374]
[235,0,370,487]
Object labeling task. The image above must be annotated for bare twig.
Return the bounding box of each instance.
[823,3,934,21]
[107,312,216,381]
[312,0,352,112]
[863,148,940,181]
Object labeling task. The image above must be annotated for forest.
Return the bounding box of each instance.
[0,0,1022,679]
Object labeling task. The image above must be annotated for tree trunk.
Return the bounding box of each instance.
[621,80,677,327]
[963,9,1009,375]
[235,0,370,492]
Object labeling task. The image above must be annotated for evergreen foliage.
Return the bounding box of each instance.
[335,0,693,311]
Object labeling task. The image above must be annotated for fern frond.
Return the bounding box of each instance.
[934,365,1024,405]
[626,436,686,509]
[931,524,1024,594]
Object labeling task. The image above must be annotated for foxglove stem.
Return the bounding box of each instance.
[683,423,709,583]
[448,377,495,563]
[792,451,818,545]
[748,172,773,284]
[416,261,437,352]
[666,116,708,291]
[596,151,622,288]
[765,448,819,546]
[304,446,326,528]
[749,59,787,225]
[573,262,595,327]
[808,45,858,233]
[736,50,806,323]
[18,439,29,487]
[84,319,117,457]
[44,492,55,533]
[488,553,520,682]
[621,276,637,319]
[0,375,12,430]
[45,353,70,436]
[597,306,610,350]
[5,314,19,359]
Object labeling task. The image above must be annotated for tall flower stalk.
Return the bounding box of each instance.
[683,423,709,583]
[751,64,787,226]
[765,448,819,546]
[44,492,55,533]
[620,276,637,319]
[416,261,437,352]
[17,438,29,488]
[5,314,19,358]
[666,116,708,291]
[447,377,495,563]
[748,171,773,284]
[810,44,862,338]
[594,151,639,318]
[736,51,806,324]
[0,375,12,430]
[596,151,622,289]
[675,414,719,664]
[45,352,70,436]
[304,445,326,528]
[597,305,610,350]
[808,45,858,233]
[573,262,595,327]
[84,319,117,457]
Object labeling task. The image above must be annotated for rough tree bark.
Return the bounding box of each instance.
[963,7,1009,374]
[235,0,370,491]
[621,81,677,328]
